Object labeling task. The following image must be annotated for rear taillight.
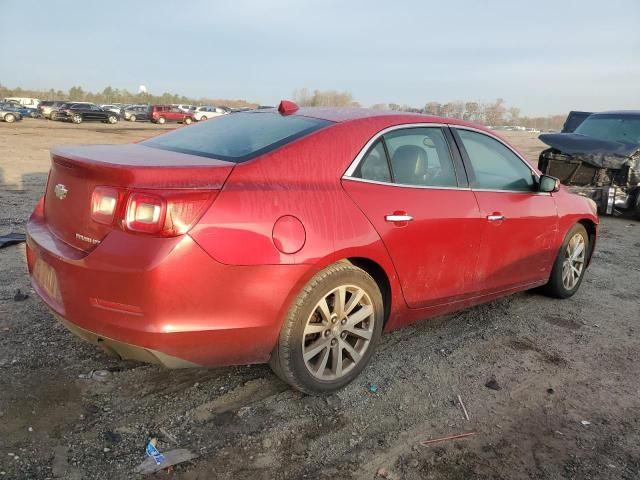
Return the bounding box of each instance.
[90,187,215,237]
[91,186,120,224]
[125,192,166,234]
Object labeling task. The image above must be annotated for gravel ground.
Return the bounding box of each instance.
[1,119,639,479]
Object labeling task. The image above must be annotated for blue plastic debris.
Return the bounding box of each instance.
[368,384,379,394]
[146,439,165,465]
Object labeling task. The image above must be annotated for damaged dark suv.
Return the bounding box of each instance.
[539,111,640,217]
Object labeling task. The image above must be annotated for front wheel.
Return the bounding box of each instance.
[541,224,589,298]
[72,114,82,124]
[270,262,384,395]
[4,113,16,123]
[183,117,192,125]
[157,116,166,124]
[129,115,136,122]
[107,115,118,124]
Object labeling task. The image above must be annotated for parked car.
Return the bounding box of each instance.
[0,106,22,123]
[192,106,229,121]
[539,110,640,217]
[0,102,37,118]
[3,97,40,109]
[172,104,196,113]
[149,105,194,124]
[26,101,598,394]
[55,103,120,124]
[100,104,123,114]
[121,105,150,122]
[38,101,69,119]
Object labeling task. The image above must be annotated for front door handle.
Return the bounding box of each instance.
[487,214,505,221]
[385,214,414,222]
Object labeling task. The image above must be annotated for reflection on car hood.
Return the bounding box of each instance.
[539,133,640,169]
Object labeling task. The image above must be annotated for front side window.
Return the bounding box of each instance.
[456,129,534,191]
[143,111,332,162]
[352,140,391,183]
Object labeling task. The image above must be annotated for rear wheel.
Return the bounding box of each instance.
[270,262,383,395]
[183,117,192,125]
[541,223,589,298]
[129,115,137,122]
[200,115,208,121]
[4,113,16,123]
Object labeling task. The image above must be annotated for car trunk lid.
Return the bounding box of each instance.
[44,143,234,251]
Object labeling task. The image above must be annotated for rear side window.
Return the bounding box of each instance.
[143,112,332,162]
[456,129,534,191]
[353,140,391,183]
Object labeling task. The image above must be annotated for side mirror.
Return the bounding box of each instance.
[538,174,560,193]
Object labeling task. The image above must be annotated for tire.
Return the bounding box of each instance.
[72,114,83,124]
[50,112,57,121]
[540,223,589,299]
[4,113,16,123]
[157,117,166,124]
[200,115,208,121]
[183,117,192,125]
[107,115,118,124]
[129,115,136,122]
[270,262,384,395]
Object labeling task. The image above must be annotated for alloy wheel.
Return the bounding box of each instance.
[302,285,375,380]
[562,233,585,290]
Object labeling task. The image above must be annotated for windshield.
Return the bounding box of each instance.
[143,111,332,162]
[574,114,640,145]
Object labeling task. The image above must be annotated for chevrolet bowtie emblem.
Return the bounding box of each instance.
[54,184,68,200]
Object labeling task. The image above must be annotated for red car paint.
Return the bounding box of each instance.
[149,105,195,124]
[26,106,598,368]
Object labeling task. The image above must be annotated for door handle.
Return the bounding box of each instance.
[385,214,414,222]
[487,214,505,221]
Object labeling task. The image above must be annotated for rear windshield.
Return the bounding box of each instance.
[143,111,332,162]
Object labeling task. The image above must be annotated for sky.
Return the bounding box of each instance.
[1,0,639,116]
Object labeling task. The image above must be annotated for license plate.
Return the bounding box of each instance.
[33,258,61,304]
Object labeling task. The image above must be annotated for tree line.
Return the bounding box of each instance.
[0,84,256,109]
[0,83,567,130]
[294,89,566,131]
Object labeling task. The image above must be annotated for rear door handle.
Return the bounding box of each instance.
[487,214,505,221]
[385,214,414,222]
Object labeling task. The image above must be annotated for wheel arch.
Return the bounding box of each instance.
[346,257,392,327]
[578,218,597,266]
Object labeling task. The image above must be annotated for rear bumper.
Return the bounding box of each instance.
[26,201,310,368]
[55,314,199,368]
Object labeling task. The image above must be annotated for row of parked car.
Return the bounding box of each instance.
[40,101,232,124]
[0,97,233,125]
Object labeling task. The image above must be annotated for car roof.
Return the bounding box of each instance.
[263,106,485,130]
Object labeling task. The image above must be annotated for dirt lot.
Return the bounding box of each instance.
[1,119,639,480]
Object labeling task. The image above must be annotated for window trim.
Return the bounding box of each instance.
[451,126,547,195]
[343,123,466,190]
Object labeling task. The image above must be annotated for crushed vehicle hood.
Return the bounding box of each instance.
[539,133,640,169]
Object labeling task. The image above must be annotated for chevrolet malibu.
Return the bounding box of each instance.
[26,101,598,394]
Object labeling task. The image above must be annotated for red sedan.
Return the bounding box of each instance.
[26,101,598,394]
